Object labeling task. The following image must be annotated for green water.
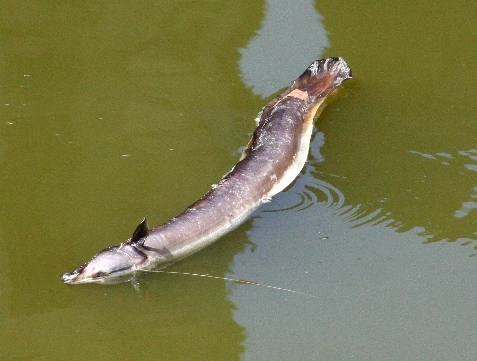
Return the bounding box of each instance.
[1,1,476,360]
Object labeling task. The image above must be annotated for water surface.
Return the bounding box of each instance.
[1,1,476,360]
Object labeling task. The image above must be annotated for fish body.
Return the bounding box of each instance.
[62,57,352,285]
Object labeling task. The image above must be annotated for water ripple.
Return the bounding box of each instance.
[261,162,397,230]
[263,164,345,213]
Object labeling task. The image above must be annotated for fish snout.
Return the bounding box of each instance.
[61,244,147,284]
[61,267,84,284]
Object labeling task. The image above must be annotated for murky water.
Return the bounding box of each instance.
[1,1,476,360]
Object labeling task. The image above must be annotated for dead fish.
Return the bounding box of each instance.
[62,57,352,285]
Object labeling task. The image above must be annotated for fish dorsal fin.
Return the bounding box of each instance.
[131,218,149,244]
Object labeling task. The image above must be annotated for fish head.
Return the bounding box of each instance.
[61,244,147,285]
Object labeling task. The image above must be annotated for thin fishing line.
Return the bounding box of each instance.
[139,269,319,299]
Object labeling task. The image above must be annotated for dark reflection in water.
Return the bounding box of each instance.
[239,0,328,97]
[229,131,477,361]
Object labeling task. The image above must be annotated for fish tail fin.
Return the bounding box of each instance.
[293,57,352,99]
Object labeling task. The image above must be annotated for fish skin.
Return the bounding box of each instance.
[62,57,352,285]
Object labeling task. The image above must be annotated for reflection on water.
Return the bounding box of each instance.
[229,129,477,361]
[454,185,477,219]
[230,3,477,357]
[229,180,477,360]
[409,148,477,243]
[239,0,328,97]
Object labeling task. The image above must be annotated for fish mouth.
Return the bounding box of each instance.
[61,264,139,285]
[61,265,89,284]
[61,264,107,285]
[61,243,148,285]
[61,269,128,285]
[61,272,79,284]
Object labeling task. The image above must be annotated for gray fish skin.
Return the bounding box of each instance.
[62,57,352,285]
